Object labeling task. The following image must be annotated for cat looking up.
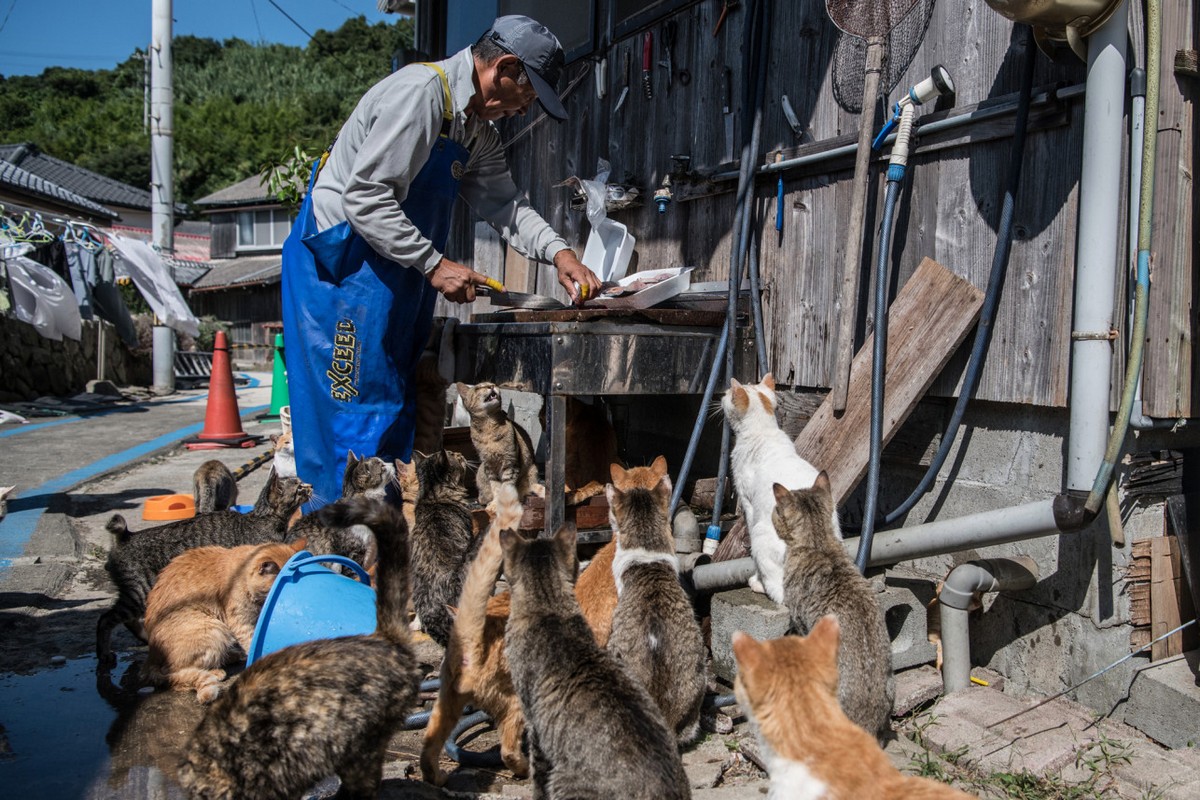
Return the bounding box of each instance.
[457,382,542,507]
[606,457,707,744]
[733,618,976,800]
[722,373,836,604]
[773,475,895,738]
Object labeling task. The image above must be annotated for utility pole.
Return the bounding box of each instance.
[150,0,175,392]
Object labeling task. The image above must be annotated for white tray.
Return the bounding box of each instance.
[591,267,693,310]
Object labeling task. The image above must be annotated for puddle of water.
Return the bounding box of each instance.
[0,655,201,800]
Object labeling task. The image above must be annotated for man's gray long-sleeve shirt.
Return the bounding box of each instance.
[310,46,569,274]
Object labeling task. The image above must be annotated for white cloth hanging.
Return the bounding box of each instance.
[5,256,82,341]
[107,232,200,337]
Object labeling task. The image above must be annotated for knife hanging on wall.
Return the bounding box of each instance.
[642,30,654,100]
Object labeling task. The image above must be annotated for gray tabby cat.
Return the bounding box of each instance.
[409,449,480,647]
[177,497,421,800]
[96,472,311,668]
[192,460,238,514]
[286,451,396,572]
[502,524,691,800]
[606,457,707,745]
[773,472,895,738]
[458,382,543,507]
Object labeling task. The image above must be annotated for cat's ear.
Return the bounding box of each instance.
[411,450,428,467]
[445,604,458,621]
[551,524,577,569]
[813,471,831,493]
[730,383,749,413]
[761,372,775,391]
[609,462,626,486]
[499,527,520,555]
[347,449,358,465]
[605,482,616,506]
[291,537,308,550]
[650,455,669,479]
[772,483,791,505]
[455,382,470,396]
[257,559,283,577]
[731,630,761,671]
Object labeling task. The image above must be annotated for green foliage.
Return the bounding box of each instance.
[261,146,315,211]
[195,315,230,353]
[0,16,413,205]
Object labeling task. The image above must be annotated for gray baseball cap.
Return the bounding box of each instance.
[484,15,567,121]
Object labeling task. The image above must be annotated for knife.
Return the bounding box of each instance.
[615,50,630,111]
[642,30,654,100]
[722,67,734,163]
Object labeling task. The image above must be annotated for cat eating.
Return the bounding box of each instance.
[723,373,835,604]
[773,475,895,737]
[733,618,976,799]
[177,497,421,800]
[458,381,543,507]
[606,457,707,745]
[141,539,306,703]
[96,472,311,668]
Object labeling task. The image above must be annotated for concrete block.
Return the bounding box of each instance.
[1121,651,1200,748]
[893,665,943,717]
[910,711,1012,772]
[879,577,938,670]
[682,735,735,790]
[1111,737,1200,798]
[710,588,792,682]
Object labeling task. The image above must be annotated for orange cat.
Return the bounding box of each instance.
[539,396,622,504]
[575,537,618,647]
[142,540,306,703]
[733,616,977,800]
[421,496,617,784]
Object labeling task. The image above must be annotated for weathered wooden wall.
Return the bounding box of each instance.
[444,0,1195,415]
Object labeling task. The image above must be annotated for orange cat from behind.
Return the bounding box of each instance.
[733,616,977,800]
[421,490,618,784]
[142,540,306,703]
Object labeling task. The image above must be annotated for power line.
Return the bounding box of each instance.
[0,0,19,37]
[249,0,266,44]
[264,0,355,71]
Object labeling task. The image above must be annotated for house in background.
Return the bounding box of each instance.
[0,152,119,224]
[190,171,295,361]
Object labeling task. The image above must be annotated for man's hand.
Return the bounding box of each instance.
[428,258,494,304]
[553,250,602,306]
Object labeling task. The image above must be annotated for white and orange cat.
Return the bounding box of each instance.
[142,539,306,703]
[733,617,977,800]
[723,373,836,603]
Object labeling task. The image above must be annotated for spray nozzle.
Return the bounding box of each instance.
[871,65,955,150]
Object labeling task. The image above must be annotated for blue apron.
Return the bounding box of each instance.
[281,64,468,507]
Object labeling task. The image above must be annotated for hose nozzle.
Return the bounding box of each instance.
[872,65,956,150]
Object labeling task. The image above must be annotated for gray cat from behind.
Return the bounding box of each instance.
[501,524,691,800]
[773,472,895,738]
[192,461,237,514]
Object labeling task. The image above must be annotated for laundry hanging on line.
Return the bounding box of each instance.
[107,232,200,337]
[4,255,82,342]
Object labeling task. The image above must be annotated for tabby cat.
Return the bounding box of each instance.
[176,497,421,800]
[722,373,833,604]
[458,381,542,507]
[96,472,311,668]
[285,451,396,573]
[607,457,707,744]
[733,618,976,799]
[502,524,690,800]
[192,460,237,514]
[409,448,480,647]
[142,540,306,703]
[773,474,895,737]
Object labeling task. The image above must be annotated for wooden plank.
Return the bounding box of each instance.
[469,308,724,326]
[1150,535,1183,661]
[794,257,984,504]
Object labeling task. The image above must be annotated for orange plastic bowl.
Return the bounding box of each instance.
[143,494,196,521]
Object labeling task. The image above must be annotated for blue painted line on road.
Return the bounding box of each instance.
[0,403,269,566]
[0,374,265,439]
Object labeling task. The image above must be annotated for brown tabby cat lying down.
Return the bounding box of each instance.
[420,492,619,785]
[142,540,306,703]
[733,617,977,800]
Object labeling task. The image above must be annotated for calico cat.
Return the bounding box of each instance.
[773,475,895,737]
[606,457,707,745]
[723,373,836,604]
[192,460,237,514]
[733,618,976,799]
[96,472,311,668]
[142,540,306,703]
[501,524,690,800]
[409,448,480,647]
[458,381,543,507]
[176,497,421,800]
[421,501,618,785]
[285,451,396,574]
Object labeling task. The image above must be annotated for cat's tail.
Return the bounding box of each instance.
[454,487,522,662]
[312,496,411,645]
[105,514,133,546]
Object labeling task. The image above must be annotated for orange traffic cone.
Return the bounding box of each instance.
[184,330,260,450]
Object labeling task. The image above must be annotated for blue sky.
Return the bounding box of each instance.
[0,0,399,77]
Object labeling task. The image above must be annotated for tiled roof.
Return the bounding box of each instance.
[193,172,276,207]
[0,143,182,213]
[190,255,282,292]
[168,260,213,287]
[0,158,119,219]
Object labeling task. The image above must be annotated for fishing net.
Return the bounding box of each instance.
[829,0,937,113]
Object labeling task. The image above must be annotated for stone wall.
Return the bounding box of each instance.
[0,314,151,401]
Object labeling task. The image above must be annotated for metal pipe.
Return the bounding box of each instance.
[1067,2,1127,492]
[709,84,1087,183]
[940,557,1040,692]
[690,556,757,593]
